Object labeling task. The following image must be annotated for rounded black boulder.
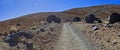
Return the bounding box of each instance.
[4,34,19,47]
[54,17,61,23]
[85,14,96,23]
[47,15,56,23]
[73,17,81,22]
[47,15,61,23]
[108,13,120,24]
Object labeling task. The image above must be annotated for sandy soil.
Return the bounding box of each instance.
[54,23,92,50]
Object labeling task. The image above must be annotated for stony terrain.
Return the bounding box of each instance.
[0,23,62,50]
[1,4,120,33]
[72,22,120,50]
[0,4,120,50]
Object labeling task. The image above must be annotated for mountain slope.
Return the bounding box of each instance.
[0,4,120,33]
[64,4,120,19]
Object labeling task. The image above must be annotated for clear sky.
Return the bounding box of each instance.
[0,0,120,21]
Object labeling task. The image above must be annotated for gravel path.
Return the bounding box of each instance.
[54,23,89,50]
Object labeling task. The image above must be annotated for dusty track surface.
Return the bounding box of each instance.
[54,23,91,50]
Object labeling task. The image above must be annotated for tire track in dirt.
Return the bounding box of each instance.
[54,23,89,50]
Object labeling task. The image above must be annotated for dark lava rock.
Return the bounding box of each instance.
[47,15,61,23]
[85,14,96,23]
[73,17,81,22]
[108,13,120,24]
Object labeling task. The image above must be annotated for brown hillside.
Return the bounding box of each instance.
[64,4,120,19]
[0,4,120,50]
[0,4,120,33]
[0,12,77,33]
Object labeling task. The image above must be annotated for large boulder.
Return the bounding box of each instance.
[4,30,33,47]
[4,34,19,42]
[85,14,102,23]
[73,17,81,22]
[85,14,96,23]
[47,15,56,23]
[108,13,120,24]
[4,33,19,47]
[54,17,61,23]
[46,15,61,23]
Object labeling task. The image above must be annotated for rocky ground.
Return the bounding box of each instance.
[72,22,120,50]
[0,22,120,50]
[0,23,62,50]
[0,4,120,50]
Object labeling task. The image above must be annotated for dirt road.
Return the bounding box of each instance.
[54,23,90,50]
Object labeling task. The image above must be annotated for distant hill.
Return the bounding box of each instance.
[0,4,120,33]
[64,4,120,19]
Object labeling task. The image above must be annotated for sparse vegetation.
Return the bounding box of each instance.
[0,4,120,50]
